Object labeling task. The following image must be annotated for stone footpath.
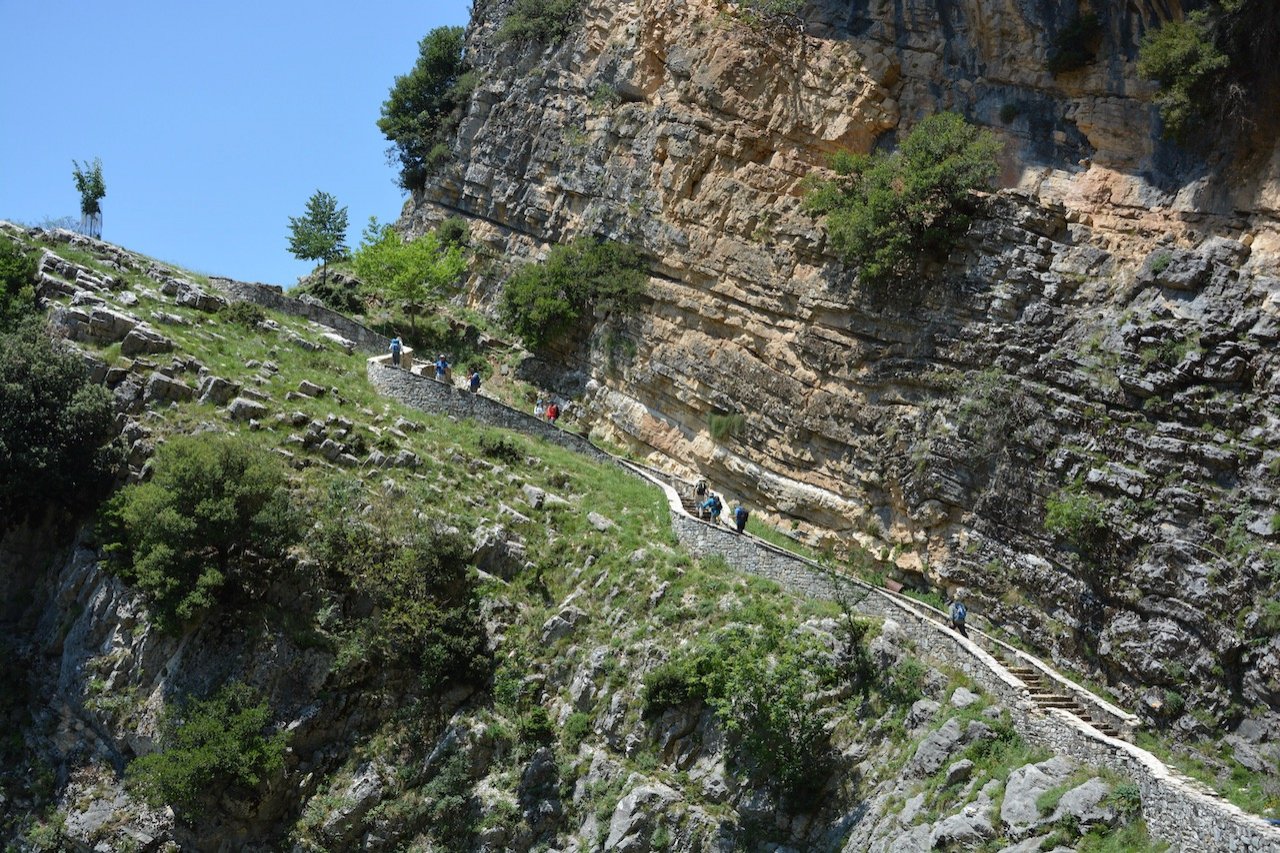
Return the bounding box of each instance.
[367,353,1280,851]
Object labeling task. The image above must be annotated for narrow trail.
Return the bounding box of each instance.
[360,353,1280,850]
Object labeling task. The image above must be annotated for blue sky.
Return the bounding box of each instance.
[0,1,472,286]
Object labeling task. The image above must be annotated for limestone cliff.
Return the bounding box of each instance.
[405,0,1280,748]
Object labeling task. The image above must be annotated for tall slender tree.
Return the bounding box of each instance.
[71,158,106,239]
[287,191,349,287]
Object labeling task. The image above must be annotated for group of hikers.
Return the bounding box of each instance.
[388,336,481,394]
[692,478,750,533]
[389,336,977,641]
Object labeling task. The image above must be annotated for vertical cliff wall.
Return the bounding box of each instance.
[405,0,1280,738]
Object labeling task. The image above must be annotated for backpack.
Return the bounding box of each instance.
[953,602,967,622]
[735,506,747,523]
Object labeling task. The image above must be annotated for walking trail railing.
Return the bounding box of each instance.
[359,352,1280,850]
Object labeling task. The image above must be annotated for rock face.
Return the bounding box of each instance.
[406,0,1280,733]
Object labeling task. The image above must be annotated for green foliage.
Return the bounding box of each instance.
[495,0,581,45]
[499,237,646,350]
[882,658,926,706]
[127,682,287,812]
[378,26,474,189]
[313,486,490,690]
[437,216,471,248]
[219,300,266,328]
[803,112,1001,292]
[352,218,467,330]
[0,235,38,329]
[640,626,834,804]
[733,0,805,29]
[287,190,349,287]
[479,432,524,465]
[1044,486,1107,553]
[1105,781,1143,818]
[707,412,746,442]
[562,711,591,750]
[1046,13,1102,74]
[518,706,556,752]
[1138,10,1229,140]
[0,319,119,527]
[100,435,299,631]
[294,270,364,315]
[71,157,106,236]
[418,749,477,846]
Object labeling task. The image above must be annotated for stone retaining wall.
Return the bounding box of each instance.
[368,364,1280,852]
[210,277,386,353]
[642,466,1280,853]
[367,357,614,465]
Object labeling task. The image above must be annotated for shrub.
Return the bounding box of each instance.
[418,749,476,846]
[353,218,467,330]
[127,682,287,812]
[707,412,746,442]
[495,0,581,44]
[499,237,646,350]
[1046,13,1102,75]
[1137,10,1229,141]
[733,0,805,30]
[882,658,926,705]
[803,112,1001,292]
[518,706,556,752]
[1044,487,1108,553]
[219,300,266,327]
[562,711,591,749]
[100,435,298,630]
[479,432,524,465]
[0,234,38,329]
[295,272,363,315]
[0,319,119,527]
[438,216,471,248]
[379,26,474,189]
[1106,781,1143,818]
[313,489,490,691]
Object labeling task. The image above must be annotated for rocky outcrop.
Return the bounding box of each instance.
[404,0,1280,742]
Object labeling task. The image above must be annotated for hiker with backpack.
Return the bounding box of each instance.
[389,335,402,368]
[469,369,481,394]
[733,503,749,534]
[434,354,450,382]
[949,594,969,638]
[700,493,722,523]
[547,401,560,424]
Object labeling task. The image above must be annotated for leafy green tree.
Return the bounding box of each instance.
[71,157,106,238]
[495,0,582,44]
[1137,11,1229,141]
[378,26,475,189]
[287,190,348,288]
[803,112,1001,292]
[0,319,119,527]
[498,237,646,350]
[351,218,466,330]
[127,682,287,812]
[100,434,298,630]
[0,234,38,330]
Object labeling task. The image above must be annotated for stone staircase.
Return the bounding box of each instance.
[997,657,1122,738]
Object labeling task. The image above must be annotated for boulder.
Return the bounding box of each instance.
[588,511,616,532]
[297,380,326,398]
[197,375,242,406]
[604,782,679,852]
[227,396,268,422]
[144,373,193,405]
[999,757,1075,837]
[471,525,527,580]
[120,326,174,357]
[541,605,587,643]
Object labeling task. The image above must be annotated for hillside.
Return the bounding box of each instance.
[0,225,1201,851]
[397,0,1280,814]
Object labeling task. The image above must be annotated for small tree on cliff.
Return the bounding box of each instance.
[71,157,106,239]
[351,217,467,330]
[379,26,475,189]
[802,112,1001,293]
[288,190,348,288]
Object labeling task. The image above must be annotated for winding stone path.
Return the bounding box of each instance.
[363,352,1280,850]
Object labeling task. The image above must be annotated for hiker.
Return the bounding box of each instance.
[547,401,560,423]
[434,354,450,382]
[534,398,546,418]
[469,369,481,394]
[693,478,707,500]
[733,503,749,534]
[949,594,969,638]
[700,493,722,522]
[389,335,402,368]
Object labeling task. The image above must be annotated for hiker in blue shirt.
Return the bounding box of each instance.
[700,493,722,522]
[389,335,402,368]
[733,504,749,534]
[434,354,449,382]
[469,369,481,393]
[950,595,969,638]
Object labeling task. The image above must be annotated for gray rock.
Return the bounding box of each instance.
[930,808,994,847]
[951,686,980,708]
[120,326,174,357]
[1051,777,1116,830]
[944,758,974,787]
[588,511,616,531]
[604,782,679,852]
[907,698,941,730]
[909,718,965,777]
[542,605,588,643]
[318,438,343,461]
[297,380,326,398]
[144,373,193,405]
[522,484,546,509]
[392,450,421,468]
[472,525,528,581]
[999,757,1075,836]
[227,396,268,422]
[197,374,242,406]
